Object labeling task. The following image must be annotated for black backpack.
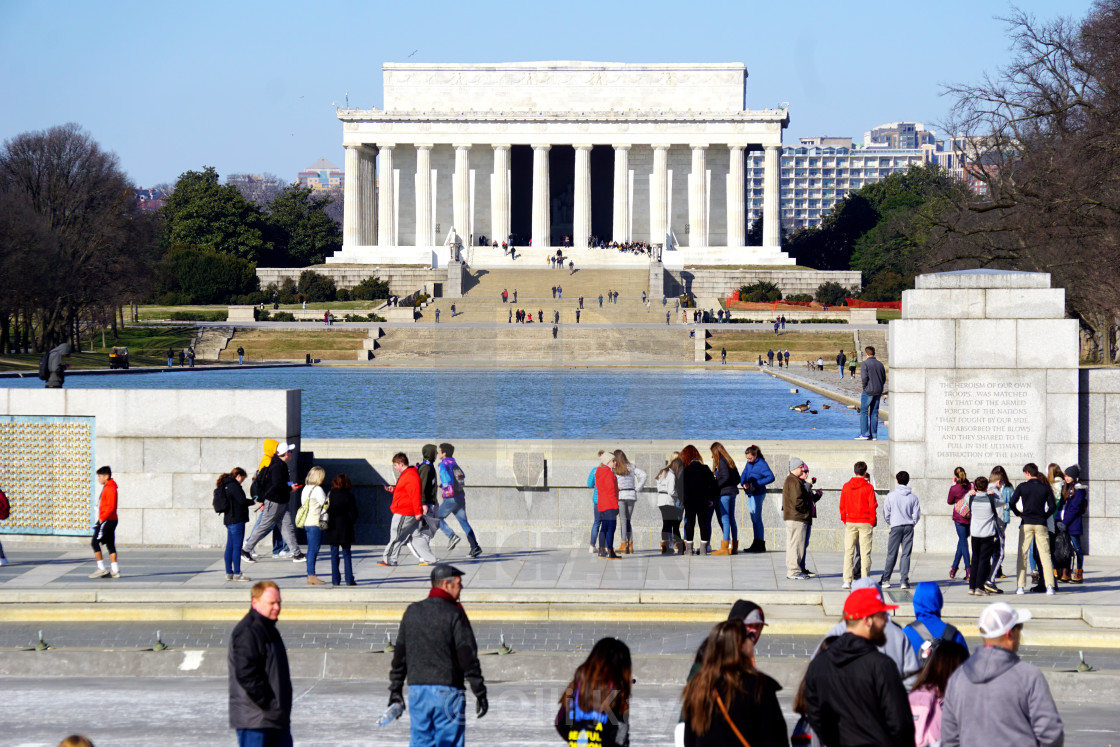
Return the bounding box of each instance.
[212,483,228,514]
[250,469,264,500]
[38,353,49,381]
[907,620,960,661]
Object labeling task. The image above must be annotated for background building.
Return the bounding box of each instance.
[297,158,344,190]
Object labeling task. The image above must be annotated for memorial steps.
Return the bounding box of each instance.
[460,267,651,299]
[368,324,694,363]
[422,300,668,324]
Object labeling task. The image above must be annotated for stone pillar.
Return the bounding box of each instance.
[532,144,551,248]
[612,144,630,243]
[762,144,781,247]
[572,144,592,249]
[889,270,1079,553]
[491,144,510,245]
[342,144,361,246]
[377,144,395,247]
[650,144,669,245]
[414,144,433,246]
[726,145,746,247]
[359,146,377,246]
[689,145,708,248]
[453,144,471,244]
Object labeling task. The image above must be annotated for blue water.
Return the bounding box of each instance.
[2,367,886,440]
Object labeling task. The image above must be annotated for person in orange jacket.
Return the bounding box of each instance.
[594,452,620,559]
[89,465,120,578]
[380,452,424,567]
[840,461,878,588]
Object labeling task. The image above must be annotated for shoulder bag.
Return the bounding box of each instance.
[318,490,331,530]
[714,692,752,747]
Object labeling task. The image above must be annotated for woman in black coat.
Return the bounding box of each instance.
[679,444,718,555]
[322,473,359,586]
[220,468,255,581]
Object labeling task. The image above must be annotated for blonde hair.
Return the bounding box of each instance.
[305,466,326,487]
[613,450,632,476]
[710,442,736,472]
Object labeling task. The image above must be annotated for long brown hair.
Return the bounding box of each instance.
[216,467,247,487]
[990,465,1010,489]
[681,620,759,735]
[911,640,969,698]
[558,637,631,717]
[710,442,736,472]
[657,457,684,481]
[953,467,969,486]
[613,450,632,477]
[680,445,703,466]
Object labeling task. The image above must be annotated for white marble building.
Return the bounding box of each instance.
[329,62,792,268]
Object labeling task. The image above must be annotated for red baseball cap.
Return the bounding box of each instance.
[843,587,898,620]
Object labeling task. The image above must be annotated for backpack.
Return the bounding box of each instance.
[907,619,960,661]
[1052,522,1073,568]
[908,685,943,747]
[249,469,264,500]
[212,484,228,514]
[37,353,49,381]
[0,488,9,520]
[440,461,466,499]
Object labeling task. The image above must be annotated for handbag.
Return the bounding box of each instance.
[954,497,971,520]
[318,491,331,530]
[294,499,310,528]
[790,714,812,746]
[714,692,752,747]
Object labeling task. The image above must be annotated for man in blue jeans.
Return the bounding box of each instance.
[437,443,482,558]
[856,346,886,440]
[389,564,488,747]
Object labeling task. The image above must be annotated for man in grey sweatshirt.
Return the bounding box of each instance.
[942,602,1064,747]
[880,471,921,589]
[819,578,922,689]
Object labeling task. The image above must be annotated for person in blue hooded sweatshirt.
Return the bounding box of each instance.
[904,581,969,660]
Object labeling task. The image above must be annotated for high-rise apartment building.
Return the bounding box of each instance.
[297,158,344,190]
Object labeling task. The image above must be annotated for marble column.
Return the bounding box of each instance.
[763,144,781,247]
[572,144,592,248]
[491,144,510,245]
[726,145,746,247]
[689,144,708,248]
[453,144,471,243]
[532,144,551,248]
[612,144,630,243]
[650,144,669,245]
[342,144,361,246]
[414,144,433,246]
[377,144,395,247]
[359,145,377,246]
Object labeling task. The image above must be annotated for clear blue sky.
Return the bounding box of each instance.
[0,0,1095,187]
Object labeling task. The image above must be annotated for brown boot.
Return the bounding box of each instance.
[674,540,686,555]
[606,548,621,559]
[659,541,671,555]
[626,540,634,554]
[712,540,732,556]
[731,540,739,555]
[1072,568,1084,583]
[1061,569,1071,582]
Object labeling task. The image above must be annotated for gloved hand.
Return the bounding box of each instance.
[389,691,404,708]
[476,692,488,719]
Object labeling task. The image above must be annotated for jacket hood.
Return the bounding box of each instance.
[911,581,944,619]
[892,485,914,497]
[422,444,437,462]
[962,645,1019,684]
[825,632,880,667]
[260,438,279,472]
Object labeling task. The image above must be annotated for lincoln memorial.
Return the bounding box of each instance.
[329,62,793,268]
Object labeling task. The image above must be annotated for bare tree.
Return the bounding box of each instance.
[227,172,287,207]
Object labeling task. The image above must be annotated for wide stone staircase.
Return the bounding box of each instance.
[192,326,234,361]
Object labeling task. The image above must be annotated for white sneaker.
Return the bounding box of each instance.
[1016,587,1026,595]
[899,583,910,590]
[1046,587,1055,595]
[273,549,292,558]
[0,557,9,566]
[841,581,851,590]
[880,581,892,589]
[588,545,596,554]
[88,568,110,579]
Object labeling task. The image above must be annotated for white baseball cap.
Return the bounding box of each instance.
[978,602,1032,638]
[276,443,297,456]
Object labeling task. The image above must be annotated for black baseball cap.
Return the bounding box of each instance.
[729,600,767,626]
[430,564,465,584]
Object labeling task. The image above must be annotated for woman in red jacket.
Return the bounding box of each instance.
[595,452,620,559]
[947,467,972,581]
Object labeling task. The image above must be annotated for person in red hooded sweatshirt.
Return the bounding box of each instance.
[594,452,621,559]
[380,452,424,567]
[840,461,878,589]
[89,466,120,578]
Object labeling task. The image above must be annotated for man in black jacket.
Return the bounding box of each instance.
[242,442,303,564]
[857,346,886,440]
[229,580,292,746]
[389,564,487,746]
[804,587,914,746]
[1012,463,1058,595]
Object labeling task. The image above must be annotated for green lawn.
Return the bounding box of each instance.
[0,326,198,372]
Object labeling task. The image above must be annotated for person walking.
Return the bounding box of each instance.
[88,466,120,579]
[229,580,292,747]
[656,457,685,555]
[595,451,621,559]
[803,588,915,746]
[436,443,482,558]
[947,467,972,582]
[242,441,303,565]
[298,466,328,585]
[217,467,254,582]
[967,476,1005,596]
[586,450,604,554]
[1058,464,1086,583]
[323,473,358,586]
[879,471,920,590]
[710,443,741,555]
[407,445,440,566]
[167,347,174,368]
[840,461,877,589]
[680,445,717,555]
[613,450,647,554]
[738,445,775,554]
[941,602,1064,746]
[380,452,423,568]
[855,346,886,440]
[1011,463,1057,595]
[237,346,245,365]
[387,564,488,746]
[836,349,847,378]
[767,348,774,366]
[681,620,789,747]
[556,638,632,747]
[783,458,815,580]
